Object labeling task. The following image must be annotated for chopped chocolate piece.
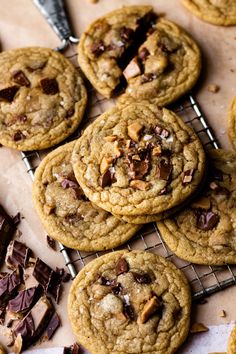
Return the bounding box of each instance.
[44,312,61,340]
[99,168,116,188]
[47,271,61,304]
[0,268,22,307]
[61,179,78,189]
[0,86,19,102]
[127,149,150,180]
[132,272,152,284]
[12,212,21,226]
[123,304,135,321]
[40,78,59,95]
[33,258,53,293]
[111,283,123,295]
[138,48,150,61]
[46,236,56,251]
[14,296,52,349]
[120,27,134,42]
[13,130,26,141]
[116,258,129,276]
[154,125,170,139]
[156,160,172,181]
[182,169,195,185]
[0,205,15,264]
[91,40,105,57]
[99,276,116,287]
[141,73,156,84]
[65,107,75,119]
[55,268,71,283]
[196,211,220,231]
[5,240,30,270]
[12,70,30,87]
[8,287,38,314]
[64,343,80,354]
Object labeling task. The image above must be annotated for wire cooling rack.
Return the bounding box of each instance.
[21,43,236,301]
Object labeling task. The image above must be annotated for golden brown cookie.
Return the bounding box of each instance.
[0,47,87,150]
[228,96,236,151]
[68,250,191,354]
[32,141,140,251]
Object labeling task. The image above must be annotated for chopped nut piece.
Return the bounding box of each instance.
[127,122,143,142]
[191,197,211,210]
[43,204,54,215]
[123,59,141,80]
[208,84,220,93]
[104,135,117,142]
[130,180,150,191]
[100,156,113,174]
[138,296,161,324]
[116,258,129,275]
[152,146,162,156]
[218,310,226,317]
[190,322,209,333]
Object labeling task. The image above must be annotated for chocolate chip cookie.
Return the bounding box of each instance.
[181,0,236,26]
[72,102,206,222]
[118,18,201,107]
[78,6,201,106]
[32,141,140,251]
[68,250,191,354]
[228,325,236,354]
[157,149,236,265]
[0,47,87,150]
[228,96,236,151]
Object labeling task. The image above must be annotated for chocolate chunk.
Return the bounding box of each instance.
[111,283,123,295]
[44,312,61,340]
[61,179,84,199]
[5,240,31,270]
[33,258,53,293]
[116,258,129,276]
[47,271,62,304]
[64,343,80,354]
[141,73,156,84]
[0,205,15,264]
[0,267,22,307]
[0,86,19,102]
[120,27,134,42]
[127,149,150,180]
[100,276,116,286]
[46,236,56,251]
[138,48,150,61]
[12,70,30,87]
[154,126,170,139]
[196,211,220,231]
[132,272,152,284]
[13,130,26,141]
[12,212,21,226]
[99,168,116,188]
[8,287,38,314]
[156,160,172,181]
[40,78,59,95]
[123,304,135,321]
[14,296,52,349]
[91,41,105,56]
[65,107,75,119]
[55,268,71,283]
[182,169,195,185]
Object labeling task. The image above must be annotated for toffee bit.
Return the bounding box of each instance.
[190,322,209,333]
[138,296,162,324]
[46,236,56,251]
[207,84,220,93]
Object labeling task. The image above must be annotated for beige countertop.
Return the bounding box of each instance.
[0,0,235,352]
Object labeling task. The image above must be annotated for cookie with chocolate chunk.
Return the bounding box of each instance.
[228,96,236,151]
[0,47,87,150]
[157,149,236,265]
[119,18,201,107]
[32,141,140,251]
[181,0,236,26]
[72,102,206,222]
[228,325,236,354]
[68,250,191,354]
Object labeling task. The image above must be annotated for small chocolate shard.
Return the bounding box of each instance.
[99,168,116,188]
[65,107,75,119]
[12,70,30,87]
[32,258,53,293]
[196,211,220,231]
[182,169,195,185]
[44,312,61,340]
[154,125,170,139]
[138,48,150,61]
[127,149,150,180]
[64,343,80,354]
[111,283,123,295]
[13,130,26,141]
[123,304,135,321]
[5,240,30,270]
[46,235,56,251]
[91,40,105,56]
[156,160,172,181]
[99,276,116,287]
[0,86,19,102]
[55,268,71,283]
[0,205,15,264]
[8,287,38,314]
[116,258,129,276]
[12,212,21,226]
[40,78,59,95]
[132,272,152,284]
[0,267,22,307]
[141,73,156,84]
[120,27,134,42]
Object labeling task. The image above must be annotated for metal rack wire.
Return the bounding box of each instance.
[21,43,236,301]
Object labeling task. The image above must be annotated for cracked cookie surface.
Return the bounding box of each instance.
[157,149,236,265]
[68,250,191,354]
[72,102,205,220]
[228,96,236,151]
[78,6,201,106]
[32,141,140,251]
[181,0,236,26]
[0,47,87,150]
[228,325,236,354]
